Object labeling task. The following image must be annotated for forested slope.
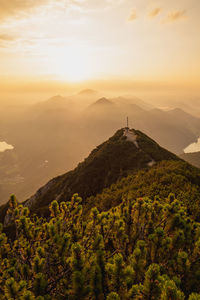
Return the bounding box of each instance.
[87,160,200,220]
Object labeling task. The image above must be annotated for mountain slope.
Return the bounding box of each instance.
[180,151,200,168]
[87,159,200,220]
[111,96,154,110]
[23,128,179,215]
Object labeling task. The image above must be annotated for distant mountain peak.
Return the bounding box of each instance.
[78,89,98,96]
[48,95,66,101]
[93,97,113,106]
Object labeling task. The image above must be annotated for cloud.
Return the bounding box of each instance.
[64,0,124,13]
[0,0,124,22]
[128,9,137,22]
[0,34,17,47]
[0,34,15,41]
[165,10,187,23]
[149,8,161,18]
[0,0,49,21]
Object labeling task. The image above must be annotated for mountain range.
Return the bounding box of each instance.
[0,92,200,206]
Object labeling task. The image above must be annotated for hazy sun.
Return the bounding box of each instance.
[47,45,95,82]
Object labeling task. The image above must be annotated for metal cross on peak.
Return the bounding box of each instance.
[125,117,129,133]
[126,117,129,129]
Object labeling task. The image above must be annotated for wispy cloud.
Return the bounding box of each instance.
[0,0,124,23]
[128,9,137,22]
[0,34,15,41]
[0,0,49,21]
[0,33,17,47]
[65,0,124,13]
[165,10,187,23]
[149,8,161,18]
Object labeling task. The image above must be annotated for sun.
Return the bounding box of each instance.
[48,44,95,82]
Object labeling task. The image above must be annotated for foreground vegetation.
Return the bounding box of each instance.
[1,193,200,299]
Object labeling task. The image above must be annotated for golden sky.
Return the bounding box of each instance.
[0,0,200,84]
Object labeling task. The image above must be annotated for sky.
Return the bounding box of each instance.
[0,0,200,88]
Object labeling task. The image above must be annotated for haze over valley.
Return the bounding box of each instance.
[0,89,200,204]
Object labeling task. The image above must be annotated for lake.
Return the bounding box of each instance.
[184,138,200,153]
[0,141,14,152]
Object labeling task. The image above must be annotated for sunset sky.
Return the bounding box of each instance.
[0,0,200,86]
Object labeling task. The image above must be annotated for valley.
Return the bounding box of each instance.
[0,92,200,205]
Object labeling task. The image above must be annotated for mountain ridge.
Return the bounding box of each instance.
[20,128,179,216]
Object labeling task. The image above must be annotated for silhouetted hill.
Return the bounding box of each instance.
[90,97,113,107]
[180,151,200,168]
[78,89,98,96]
[32,95,69,112]
[111,96,154,110]
[166,108,200,135]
